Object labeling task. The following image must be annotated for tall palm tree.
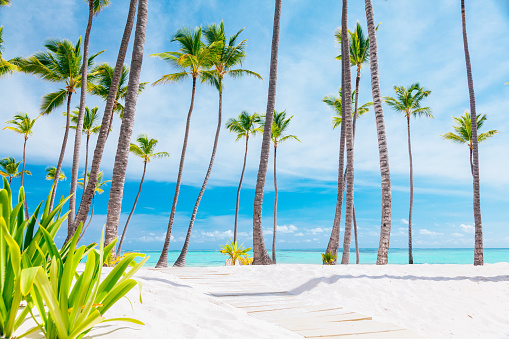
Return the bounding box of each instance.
[103,0,149,250]
[442,112,497,174]
[173,22,262,267]
[116,134,169,256]
[364,0,392,265]
[3,112,36,218]
[253,0,282,266]
[152,26,214,267]
[384,83,432,264]
[0,157,30,184]
[268,111,299,264]
[323,89,372,264]
[90,63,147,135]
[69,0,111,233]
[460,0,483,266]
[338,0,355,266]
[0,0,11,6]
[19,38,102,212]
[77,171,111,242]
[45,166,66,181]
[226,110,262,243]
[69,106,101,187]
[0,26,20,77]
[73,0,138,239]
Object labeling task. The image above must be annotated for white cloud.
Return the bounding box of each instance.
[295,232,304,237]
[451,233,464,238]
[419,229,443,236]
[459,224,475,234]
[310,227,326,234]
[276,224,298,233]
[401,219,409,225]
[200,230,233,240]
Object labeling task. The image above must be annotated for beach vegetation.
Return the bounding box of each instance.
[220,240,252,266]
[0,157,31,184]
[322,252,337,265]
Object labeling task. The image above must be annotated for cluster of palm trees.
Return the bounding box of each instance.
[0,0,498,267]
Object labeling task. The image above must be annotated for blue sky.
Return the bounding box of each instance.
[1,0,508,252]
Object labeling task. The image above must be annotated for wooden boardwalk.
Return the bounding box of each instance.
[171,267,422,339]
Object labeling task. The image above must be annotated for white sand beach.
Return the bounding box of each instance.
[18,263,509,338]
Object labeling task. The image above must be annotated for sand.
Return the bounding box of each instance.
[17,263,509,338]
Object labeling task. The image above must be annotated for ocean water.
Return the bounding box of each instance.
[127,248,509,267]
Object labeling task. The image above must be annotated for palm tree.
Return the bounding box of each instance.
[151,26,215,268]
[73,0,138,239]
[19,38,102,212]
[268,111,299,264]
[173,22,262,267]
[103,0,148,250]
[69,106,101,186]
[0,26,20,77]
[336,22,374,131]
[0,0,11,6]
[77,171,111,242]
[90,63,147,135]
[384,83,432,264]
[69,0,111,233]
[460,0,483,266]
[116,134,169,257]
[45,166,66,181]
[323,89,372,264]
[226,111,262,243]
[0,157,30,184]
[338,0,355,266]
[3,112,36,218]
[442,112,497,174]
[364,0,392,265]
[253,0,282,266]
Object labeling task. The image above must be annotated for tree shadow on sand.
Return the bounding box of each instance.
[288,274,509,295]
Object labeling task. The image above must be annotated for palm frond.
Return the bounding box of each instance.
[41,89,68,114]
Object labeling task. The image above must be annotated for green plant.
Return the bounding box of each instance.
[220,240,251,265]
[322,252,337,265]
[21,223,148,339]
[0,178,70,338]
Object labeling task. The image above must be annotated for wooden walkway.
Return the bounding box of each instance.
[170,267,422,339]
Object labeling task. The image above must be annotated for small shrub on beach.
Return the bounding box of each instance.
[220,240,252,266]
[322,252,337,265]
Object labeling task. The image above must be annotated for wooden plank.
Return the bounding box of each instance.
[293,320,404,337]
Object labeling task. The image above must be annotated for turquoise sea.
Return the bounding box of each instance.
[129,248,509,267]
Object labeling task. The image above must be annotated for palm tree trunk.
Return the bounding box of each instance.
[461,0,483,266]
[117,161,146,256]
[173,86,223,267]
[104,0,148,249]
[155,76,197,268]
[72,0,138,240]
[84,135,90,188]
[340,0,355,265]
[272,144,278,264]
[364,0,392,265]
[253,0,282,266]
[78,194,94,243]
[469,146,473,176]
[407,116,414,264]
[68,0,94,233]
[49,92,72,212]
[349,66,362,264]
[21,137,29,219]
[234,135,249,243]
[325,67,347,265]
[353,204,359,264]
